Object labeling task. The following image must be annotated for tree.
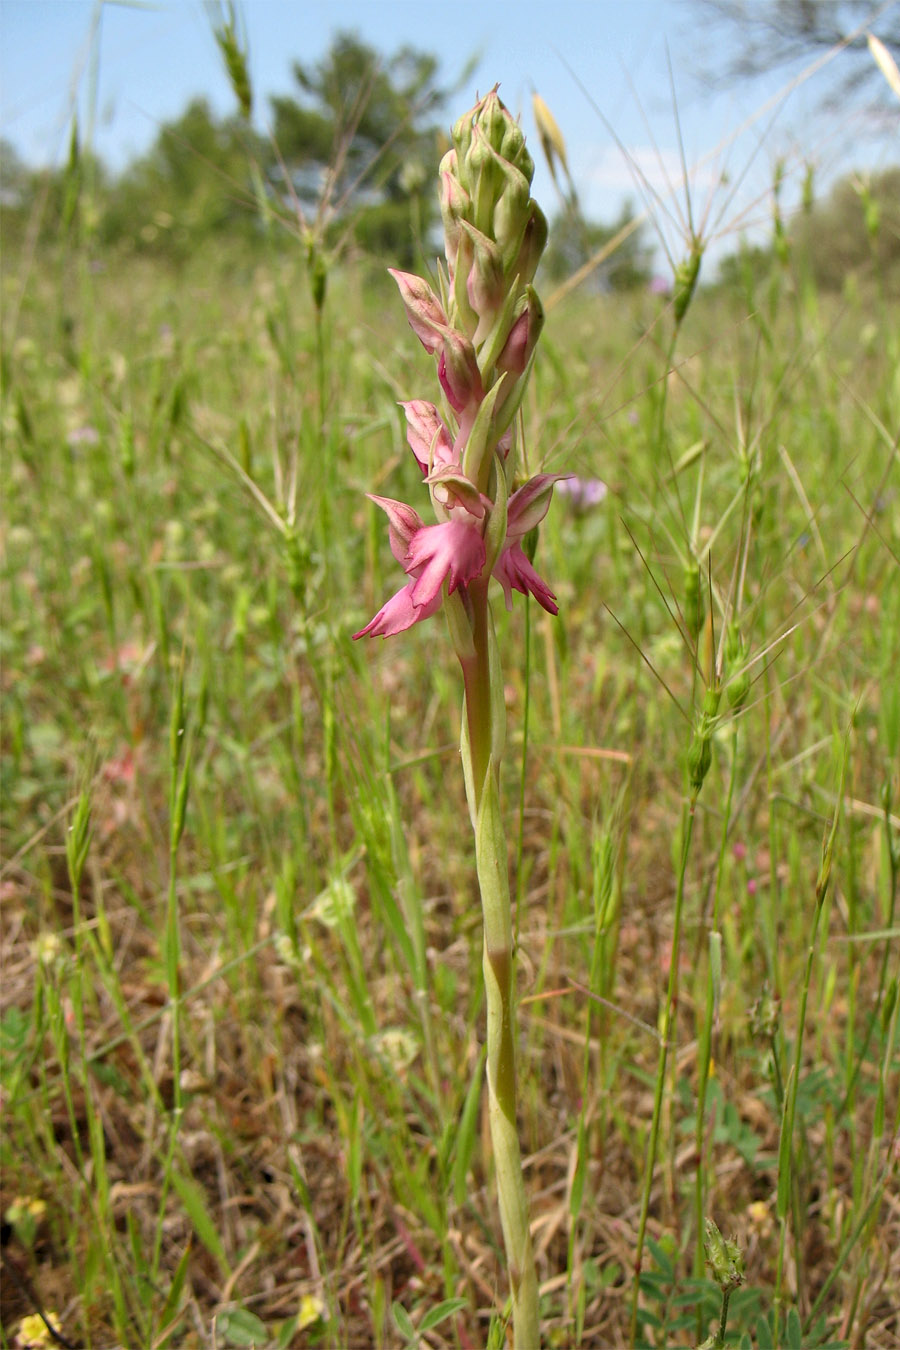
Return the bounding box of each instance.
[687,1,900,117]
[541,200,654,291]
[269,32,449,265]
[0,130,108,248]
[713,164,900,291]
[98,98,266,255]
[791,164,900,286]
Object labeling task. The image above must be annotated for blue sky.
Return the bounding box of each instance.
[2,1,897,264]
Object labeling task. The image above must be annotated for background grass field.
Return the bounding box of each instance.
[2,90,899,1348]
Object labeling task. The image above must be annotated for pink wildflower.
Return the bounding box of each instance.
[354,472,563,636]
[353,495,485,639]
[402,401,455,473]
[494,474,566,615]
[388,270,449,353]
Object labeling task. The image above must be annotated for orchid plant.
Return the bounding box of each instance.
[354,88,562,1346]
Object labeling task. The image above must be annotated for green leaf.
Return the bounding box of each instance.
[785,1306,803,1349]
[452,1043,486,1206]
[158,1241,192,1338]
[776,1064,796,1219]
[645,1235,676,1279]
[756,1312,775,1349]
[275,1315,299,1349]
[215,1307,268,1346]
[569,1114,587,1221]
[391,1301,417,1343]
[419,1297,468,1333]
[170,1170,230,1276]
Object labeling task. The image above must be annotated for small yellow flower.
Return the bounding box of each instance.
[7,1196,47,1222]
[297,1293,325,1332]
[31,932,63,968]
[747,1200,774,1238]
[14,1312,62,1348]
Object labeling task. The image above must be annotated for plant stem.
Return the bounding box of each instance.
[460,581,540,1348]
[694,728,740,1333]
[630,800,695,1346]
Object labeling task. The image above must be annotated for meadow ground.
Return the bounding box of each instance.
[1,223,898,1348]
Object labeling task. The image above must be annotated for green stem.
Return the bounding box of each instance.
[460,581,540,1348]
[514,597,532,950]
[630,800,695,1346]
[775,762,844,1330]
[716,1287,731,1347]
[460,584,495,813]
[694,729,740,1333]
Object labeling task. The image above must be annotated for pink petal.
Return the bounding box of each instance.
[367,495,425,564]
[401,401,455,473]
[506,474,568,540]
[494,543,558,615]
[388,270,448,354]
[352,580,442,639]
[405,519,486,606]
[438,330,482,413]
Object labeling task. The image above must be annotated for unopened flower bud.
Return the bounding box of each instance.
[451,107,476,163]
[749,986,780,1039]
[461,222,505,343]
[494,164,533,268]
[510,201,549,285]
[402,400,454,473]
[438,329,482,413]
[389,269,449,354]
[725,622,751,711]
[465,126,500,232]
[673,243,702,325]
[703,1218,744,1293]
[496,289,544,378]
[683,562,704,640]
[687,684,721,797]
[481,88,508,152]
[500,118,531,179]
[451,227,479,338]
[440,160,470,273]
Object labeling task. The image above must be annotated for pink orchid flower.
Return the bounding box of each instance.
[354,471,565,638]
[494,474,566,615]
[353,495,485,639]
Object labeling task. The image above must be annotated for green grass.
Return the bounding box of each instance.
[1,216,898,1349]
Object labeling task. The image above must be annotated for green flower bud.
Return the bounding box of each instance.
[451,226,480,339]
[493,163,533,269]
[703,1218,744,1293]
[439,156,469,273]
[687,685,721,797]
[509,200,549,285]
[684,562,704,640]
[460,221,506,345]
[465,126,501,234]
[481,88,508,152]
[673,244,702,325]
[725,622,751,711]
[451,106,476,163]
[687,732,711,795]
[749,986,780,1040]
[500,118,533,183]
